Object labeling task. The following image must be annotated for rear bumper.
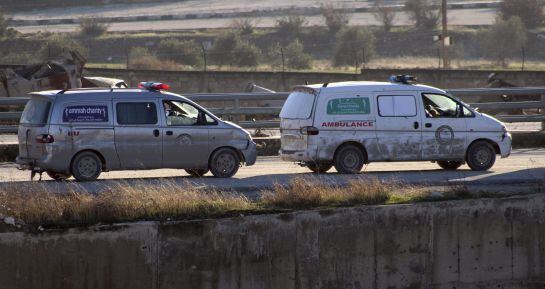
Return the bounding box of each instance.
[242,141,257,166]
[16,157,40,171]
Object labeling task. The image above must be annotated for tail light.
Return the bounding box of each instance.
[300,126,319,135]
[36,134,54,143]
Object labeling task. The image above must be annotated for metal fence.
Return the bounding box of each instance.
[1,88,544,133]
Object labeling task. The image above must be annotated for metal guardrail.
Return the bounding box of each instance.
[0,88,544,132]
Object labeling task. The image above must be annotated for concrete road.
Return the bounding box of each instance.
[1,148,544,197]
[12,9,497,34]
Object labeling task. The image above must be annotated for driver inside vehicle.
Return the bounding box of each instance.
[164,100,198,126]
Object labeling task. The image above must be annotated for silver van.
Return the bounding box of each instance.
[16,82,257,181]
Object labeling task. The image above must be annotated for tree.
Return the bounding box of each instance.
[480,16,527,67]
[210,32,260,67]
[38,34,87,60]
[156,38,202,66]
[0,8,7,37]
[333,27,375,67]
[78,18,109,37]
[231,18,257,35]
[373,0,396,32]
[275,15,307,38]
[284,39,312,69]
[500,0,543,28]
[321,3,349,34]
[405,0,439,30]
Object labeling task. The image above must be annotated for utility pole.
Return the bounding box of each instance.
[441,0,449,69]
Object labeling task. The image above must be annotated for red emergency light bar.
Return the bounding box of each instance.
[138,82,170,91]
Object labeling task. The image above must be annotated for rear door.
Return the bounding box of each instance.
[374,92,422,161]
[113,99,163,169]
[420,92,468,160]
[18,96,53,161]
[279,90,317,152]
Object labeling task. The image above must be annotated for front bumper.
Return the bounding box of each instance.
[242,141,257,166]
[499,132,512,158]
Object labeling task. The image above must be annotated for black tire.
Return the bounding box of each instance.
[437,161,463,170]
[46,171,72,181]
[209,148,240,178]
[466,141,496,171]
[71,151,102,181]
[307,162,333,173]
[185,169,209,177]
[334,145,365,174]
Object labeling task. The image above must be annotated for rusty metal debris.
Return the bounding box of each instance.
[0,50,126,97]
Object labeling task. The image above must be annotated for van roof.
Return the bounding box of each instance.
[303,81,446,94]
[30,88,189,100]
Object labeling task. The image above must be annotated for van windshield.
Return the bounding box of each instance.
[280,91,315,119]
[20,99,51,125]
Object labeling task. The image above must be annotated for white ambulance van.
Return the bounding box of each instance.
[279,75,512,173]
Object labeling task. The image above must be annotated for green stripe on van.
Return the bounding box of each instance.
[327,98,370,115]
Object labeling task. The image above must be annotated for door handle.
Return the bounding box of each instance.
[153,129,160,137]
[413,122,419,129]
[166,131,173,136]
[425,123,432,128]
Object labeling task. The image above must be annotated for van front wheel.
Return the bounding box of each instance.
[466,141,496,171]
[209,148,240,178]
[71,152,102,181]
[334,145,365,174]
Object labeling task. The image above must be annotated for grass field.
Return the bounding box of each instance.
[0,177,520,228]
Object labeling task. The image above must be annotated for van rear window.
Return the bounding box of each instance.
[280,92,315,119]
[20,99,51,125]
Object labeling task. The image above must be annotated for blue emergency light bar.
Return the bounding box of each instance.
[389,75,417,84]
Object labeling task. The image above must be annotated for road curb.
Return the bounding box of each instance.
[0,131,542,163]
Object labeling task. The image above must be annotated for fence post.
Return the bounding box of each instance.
[542,94,545,131]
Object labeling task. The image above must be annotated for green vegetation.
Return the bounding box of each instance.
[404,0,439,30]
[0,7,7,37]
[0,177,518,228]
[157,38,202,67]
[321,3,349,34]
[209,32,260,67]
[78,17,109,37]
[500,0,544,29]
[333,27,375,67]
[284,39,313,69]
[38,34,87,60]
[480,16,527,67]
[275,15,307,38]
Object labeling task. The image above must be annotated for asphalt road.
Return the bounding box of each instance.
[12,9,497,34]
[1,148,544,197]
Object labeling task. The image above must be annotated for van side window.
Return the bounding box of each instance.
[422,93,474,118]
[327,97,370,115]
[116,102,158,125]
[377,95,417,117]
[163,100,217,126]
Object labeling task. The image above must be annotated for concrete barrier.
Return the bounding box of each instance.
[0,193,544,288]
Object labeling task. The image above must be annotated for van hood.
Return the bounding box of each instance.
[224,121,252,138]
[474,113,506,132]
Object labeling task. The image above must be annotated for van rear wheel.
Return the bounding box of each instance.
[209,148,240,178]
[437,161,463,170]
[185,169,209,177]
[307,162,333,173]
[71,152,102,182]
[466,141,496,171]
[46,171,72,181]
[334,145,365,174]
